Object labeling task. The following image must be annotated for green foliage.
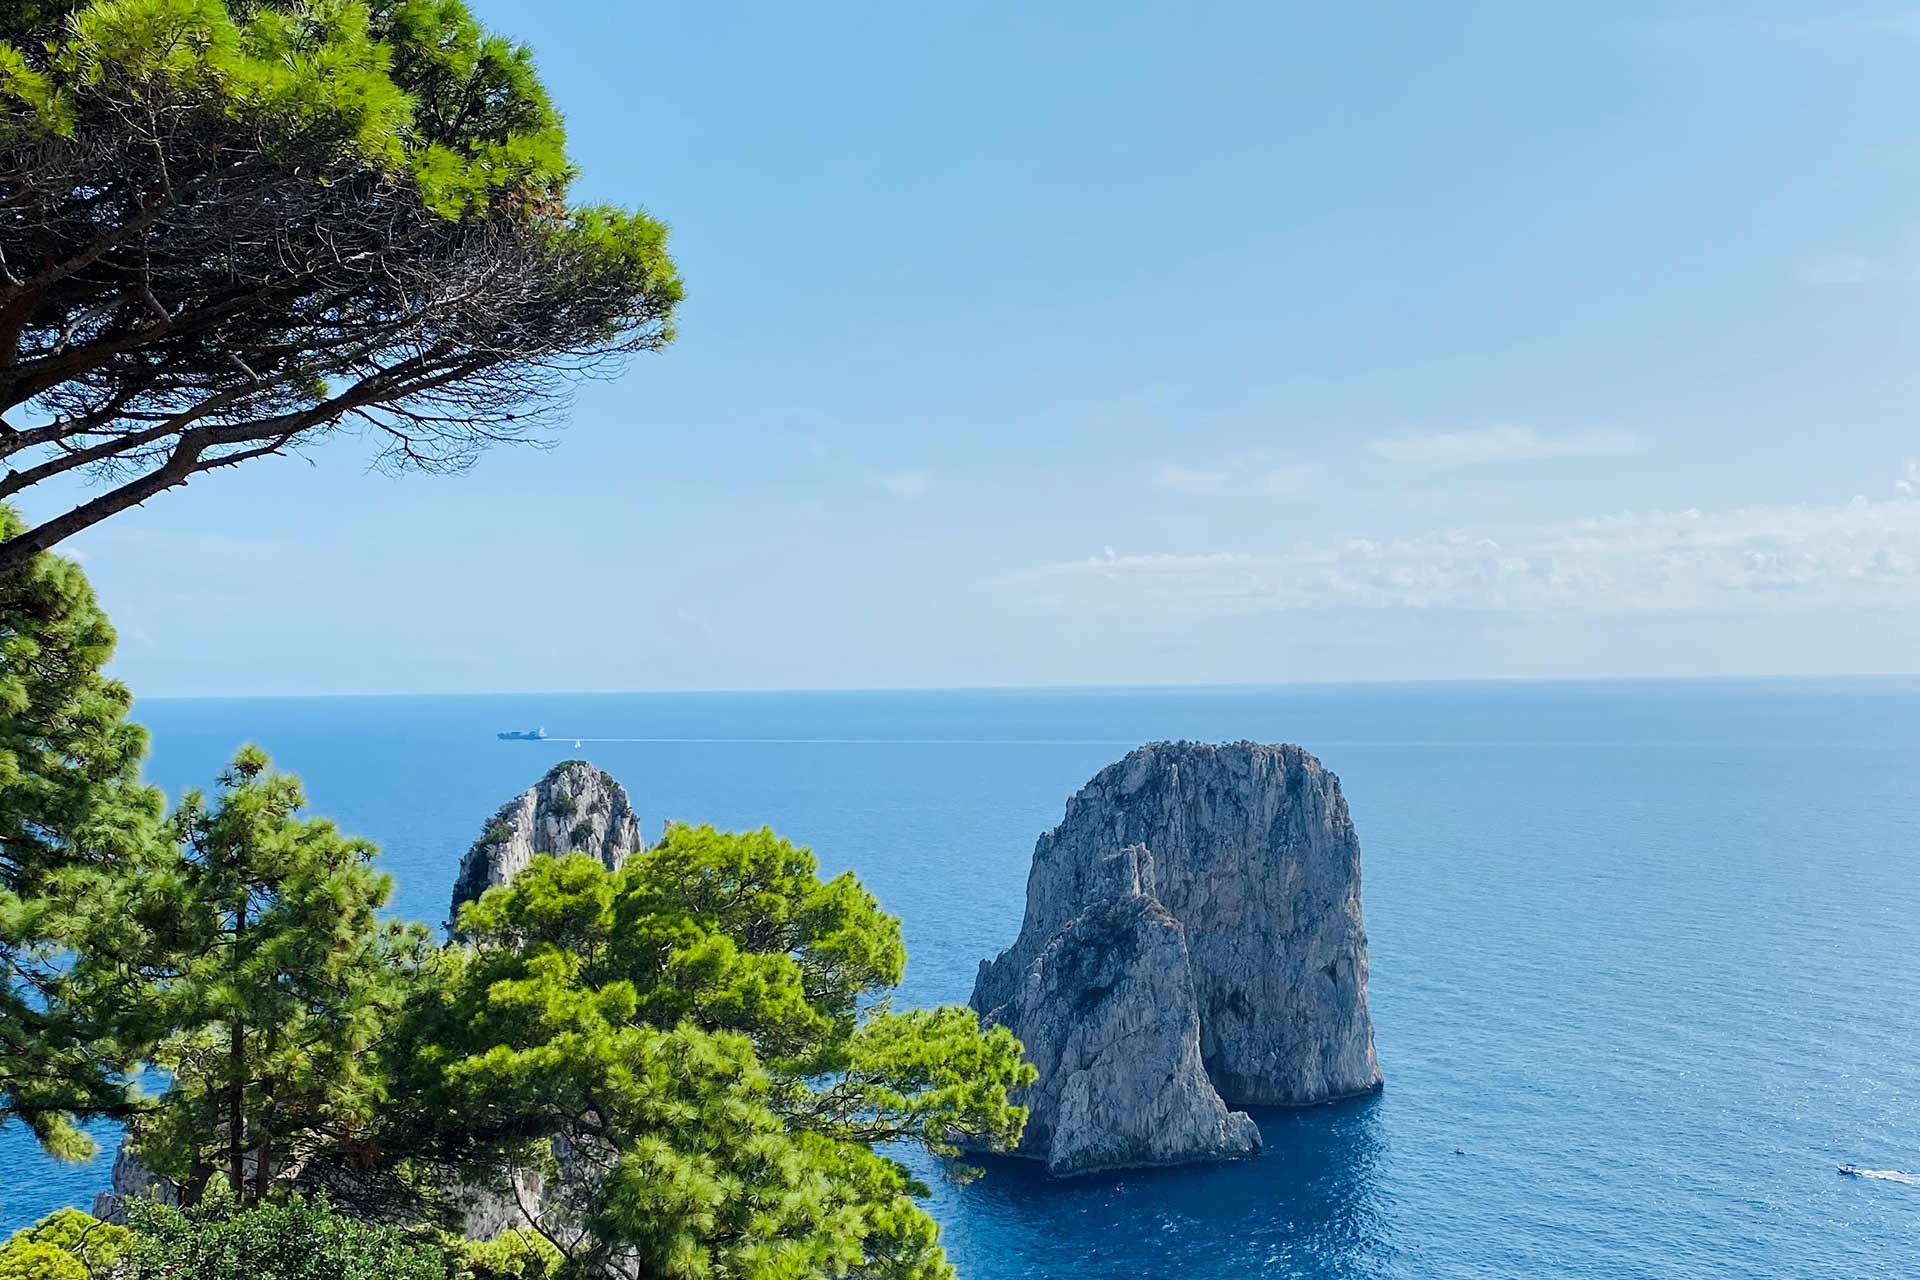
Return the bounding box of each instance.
[0,505,166,1159]
[0,504,159,907]
[0,1207,129,1279]
[0,1239,89,1280]
[124,1187,449,1280]
[130,748,433,1203]
[378,0,571,218]
[391,826,1034,1279]
[1,1198,491,1280]
[1,0,565,218]
[442,1228,561,1280]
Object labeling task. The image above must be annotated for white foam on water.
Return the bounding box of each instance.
[1843,1168,1920,1185]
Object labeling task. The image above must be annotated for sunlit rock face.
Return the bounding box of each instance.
[448,759,643,928]
[971,741,1381,1176]
[92,1146,179,1222]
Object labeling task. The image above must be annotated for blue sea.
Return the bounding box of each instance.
[6,681,1919,1277]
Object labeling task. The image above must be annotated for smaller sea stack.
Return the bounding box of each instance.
[449,759,643,928]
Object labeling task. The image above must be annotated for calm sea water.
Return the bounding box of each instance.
[5,681,1918,1277]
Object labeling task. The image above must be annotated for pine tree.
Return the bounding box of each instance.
[0,0,682,571]
[131,748,432,1204]
[0,504,166,1159]
[388,826,1035,1280]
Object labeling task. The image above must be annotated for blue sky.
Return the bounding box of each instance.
[33,1,1920,695]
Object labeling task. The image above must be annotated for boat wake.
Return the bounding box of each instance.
[1839,1166,1920,1185]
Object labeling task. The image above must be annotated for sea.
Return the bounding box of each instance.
[4,680,1918,1278]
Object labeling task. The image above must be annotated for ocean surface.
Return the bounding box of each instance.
[5,680,1919,1277]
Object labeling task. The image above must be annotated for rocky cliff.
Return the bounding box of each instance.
[448,759,643,927]
[970,741,1381,1175]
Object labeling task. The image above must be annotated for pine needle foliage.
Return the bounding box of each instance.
[0,0,682,572]
[390,827,1036,1280]
[0,502,165,1160]
[129,747,435,1205]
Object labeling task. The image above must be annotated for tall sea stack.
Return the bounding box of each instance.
[449,759,643,927]
[970,741,1381,1176]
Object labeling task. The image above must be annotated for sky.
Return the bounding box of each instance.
[28,0,1920,695]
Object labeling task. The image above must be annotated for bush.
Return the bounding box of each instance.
[0,1208,129,1279]
[444,1228,563,1279]
[0,1199,564,1280]
[124,1190,448,1280]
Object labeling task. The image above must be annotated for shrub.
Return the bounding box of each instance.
[444,1228,563,1279]
[0,1208,129,1279]
[0,1198,562,1280]
[124,1190,448,1280]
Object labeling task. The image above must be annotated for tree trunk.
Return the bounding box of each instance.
[253,1027,275,1203]
[228,889,246,1200]
[253,1124,271,1202]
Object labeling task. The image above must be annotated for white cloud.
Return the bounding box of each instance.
[1014,495,1920,615]
[1368,425,1638,469]
[877,470,930,499]
[1153,458,1326,496]
[1898,460,1918,495]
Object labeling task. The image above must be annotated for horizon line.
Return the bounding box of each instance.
[130,670,1920,702]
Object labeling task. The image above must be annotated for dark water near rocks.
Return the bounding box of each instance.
[6,681,1919,1277]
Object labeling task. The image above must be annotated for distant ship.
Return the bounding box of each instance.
[496,727,548,741]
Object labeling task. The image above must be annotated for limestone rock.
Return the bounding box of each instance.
[449,759,643,927]
[971,741,1381,1175]
[971,845,1260,1175]
[91,1145,179,1223]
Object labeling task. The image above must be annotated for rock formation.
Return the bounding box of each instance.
[91,1146,179,1223]
[970,842,1261,1175]
[970,741,1381,1176]
[449,759,643,927]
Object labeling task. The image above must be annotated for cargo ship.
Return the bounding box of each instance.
[496,727,548,741]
